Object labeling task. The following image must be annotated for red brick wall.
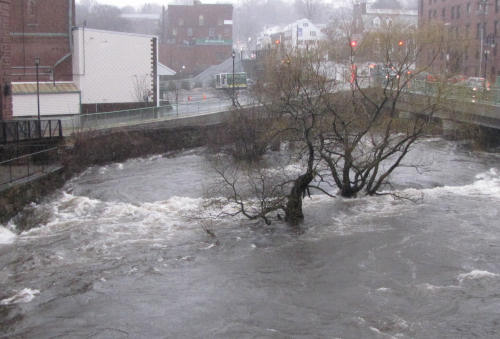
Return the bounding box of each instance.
[159,43,232,75]
[0,0,12,120]
[163,4,233,44]
[160,3,233,74]
[418,0,500,82]
[9,0,75,82]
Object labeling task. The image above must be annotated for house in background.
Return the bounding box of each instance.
[72,28,159,113]
[282,18,327,50]
[0,0,12,120]
[159,1,233,75]
[353,0,417,35]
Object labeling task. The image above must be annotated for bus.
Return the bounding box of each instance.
[215,72,247,89]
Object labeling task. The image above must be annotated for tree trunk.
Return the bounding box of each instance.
[285,171,314,225]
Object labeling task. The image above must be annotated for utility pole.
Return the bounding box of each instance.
[478,0,488,78]
[35,57,41,138]
[232,50,236,106]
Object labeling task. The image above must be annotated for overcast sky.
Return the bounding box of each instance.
[77,0,349,9]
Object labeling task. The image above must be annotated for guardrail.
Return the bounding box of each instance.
[373,76,500,107]
[62,99,236,135]
[0,119,63,144]
[0,147,60,187]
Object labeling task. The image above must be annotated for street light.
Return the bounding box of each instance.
[232,50,236,107]
[35,57,41,138]
[478,0,488,77]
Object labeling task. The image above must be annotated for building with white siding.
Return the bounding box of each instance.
[72,28,158,113]
[12,82,80,117]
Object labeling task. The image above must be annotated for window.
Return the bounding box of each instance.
[217,19,223,26]
[198,15,204,26]
[303,23,309,27]
[178,18,184,26]
[187,27,193,37]
[27,0,36,16]
[467,3,471,15]
[172,28,177,36]
[209,27,215,38]
[310,31,316,37]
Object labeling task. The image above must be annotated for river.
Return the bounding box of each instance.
[1,139,500,338]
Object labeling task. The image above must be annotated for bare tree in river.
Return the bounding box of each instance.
[208,22,448,225]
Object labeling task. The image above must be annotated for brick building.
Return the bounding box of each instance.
[9,0,75,82]
[418,0,500,82]
[160,1,233,75]
[0,0,12,120]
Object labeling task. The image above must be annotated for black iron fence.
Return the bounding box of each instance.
[0,120,63,144]
[0,147,60,187]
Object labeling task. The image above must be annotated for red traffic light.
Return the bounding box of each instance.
[398,40,404,46]
[275,39,281,45]
[350,40,358,48]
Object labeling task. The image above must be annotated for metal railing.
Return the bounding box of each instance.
[0,147,60,187]
[54,78,499,137]
[373,77,500,107]
[63,99,237,135]
[0,119,63,144]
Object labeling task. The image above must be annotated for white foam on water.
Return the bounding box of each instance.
[377,287,391,292]
[0,226,16,245]
[407,168,500,199]
[0,288,40,305]
[457,270,499,283]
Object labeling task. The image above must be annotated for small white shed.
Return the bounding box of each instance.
[12,82,81,117]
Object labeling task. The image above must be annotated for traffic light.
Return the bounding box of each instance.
[398,40,405,47]
[350,40,358,48]
[275,39,281,45]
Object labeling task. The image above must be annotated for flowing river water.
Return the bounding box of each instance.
[1,138,500,338]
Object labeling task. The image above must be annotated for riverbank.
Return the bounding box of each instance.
[0,124,230,224]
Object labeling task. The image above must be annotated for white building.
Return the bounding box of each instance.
[282,19,326,50]
[72,28,159,109]
[12,82,81,118]
[353,1,418,34]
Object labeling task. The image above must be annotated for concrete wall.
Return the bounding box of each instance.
[13,92,80,116]
[73,28,157,105]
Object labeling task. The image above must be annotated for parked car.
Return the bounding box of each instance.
[454,77,491,102]
[460,77,491,91]
[447,75,467,84]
